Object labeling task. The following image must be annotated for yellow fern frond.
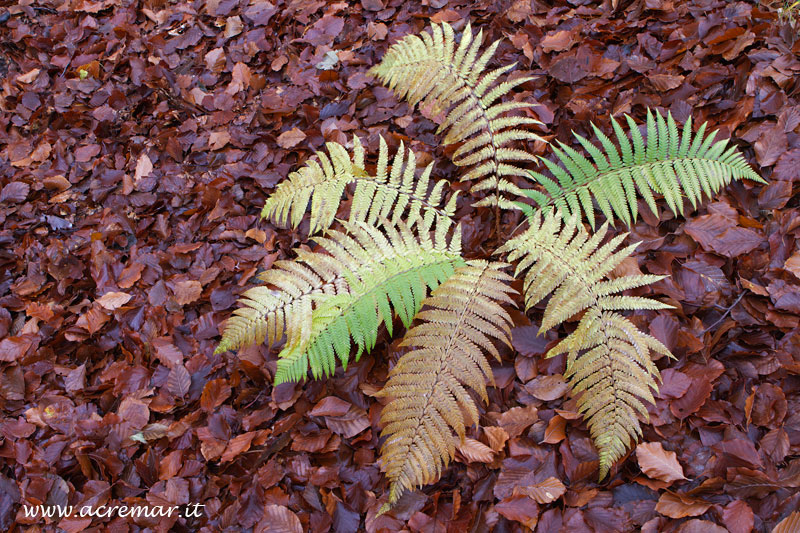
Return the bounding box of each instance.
[377,261,515,509]
[498,209,674,478]
[370,22,545,210]
[261,135,456,235]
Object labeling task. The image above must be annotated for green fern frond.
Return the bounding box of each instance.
[369,21,545,210]
[519,108,765,228]
[274,220,465,384]
[377,261,515,510]
[261,135,456,235]
[498,208,674,478]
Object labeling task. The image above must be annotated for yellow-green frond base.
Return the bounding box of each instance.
[272,220,465,385]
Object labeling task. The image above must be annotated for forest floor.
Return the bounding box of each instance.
[1,0,799,531]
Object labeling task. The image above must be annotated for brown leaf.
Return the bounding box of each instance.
[784,252,800,279]
[636,442,686,484]
[96,291,132,310]
[153,337,183,368]
[677,520,728,533]
[540,29,580,53]
[525,374,569,401]
[484,426,509,452]
[221,431,256,462]
[773,149,800,181]
[277,127,306,149]
[754,126,787,167]
[75,306,110,334]
[655,492,711,518]
[0,335,36,362]
[310,396,351,417]
[167,365,191,397]
[457,437,494,463]
[499,405,538,439]
[16,68,40,84]
[133,152,153,184]
[512,325,549,356]
[173,280,203,306]
[541,414,567,444]
[256,504,303,533]
[495,496,539,529]
[722,500,754,533]
[515,477,567,503]
[684,214,761,257]
[226,62,251,94]
[548,56,588,83]
[0,182,30,204]
[200,379,232,411]
[649,73,684,91]
[208,130,231,151]
[64,364,86,392]
[772,511,800,533]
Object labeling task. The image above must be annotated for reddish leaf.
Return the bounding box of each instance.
[636,442,687,484]
[167,365,191,397]
[201,379,232,411]
[276,127,307,149]
[515,477,567,503]
[655,492,712,518]
[456,438,494,463]
[499,405,538,439]
[495,496,539,529]
[256,504,303,533]
[722,500,754,533]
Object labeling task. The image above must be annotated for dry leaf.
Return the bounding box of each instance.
[96,291,132,310]
[636,442,687,484]
[514,477,567,503]
[456,437,494,463]
[277,127,306,149]
[655,491,711,518]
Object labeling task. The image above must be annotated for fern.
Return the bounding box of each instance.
[261,135,456,235]
[377,261,515,509]
[274,220,465,384]
[498,209,674,478]
[370,21,545,211]
[520,108,765,228]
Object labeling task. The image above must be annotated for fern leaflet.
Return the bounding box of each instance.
[370,21,545,211]
[261,135,456,235]
[499,209,674,478]
[519,108,765,228]
[378,261,515,509]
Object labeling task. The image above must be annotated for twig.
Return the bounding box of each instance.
[701,292,744,334]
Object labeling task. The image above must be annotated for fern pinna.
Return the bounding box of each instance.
[520,108,766,228]
[499,209,674,477]
[378,261,515,509]
[261,135,456,236]
[370,21,544,213]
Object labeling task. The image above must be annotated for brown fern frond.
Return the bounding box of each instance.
[498,209,674,478]
[377,261,516,510]
[369,21,545,211]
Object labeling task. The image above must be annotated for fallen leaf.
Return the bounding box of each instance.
[515,477,567,503]
[173,280,203,305]
[277,127,307,149]
[96,291,132,310]
[722,500,754,533]
[637,442,686,484]
[134,153,153,184]
[772,511,800,533]
[457,437,494,463]
[655,492,711,518]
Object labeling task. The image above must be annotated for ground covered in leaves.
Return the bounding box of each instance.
[1,0,799,531]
